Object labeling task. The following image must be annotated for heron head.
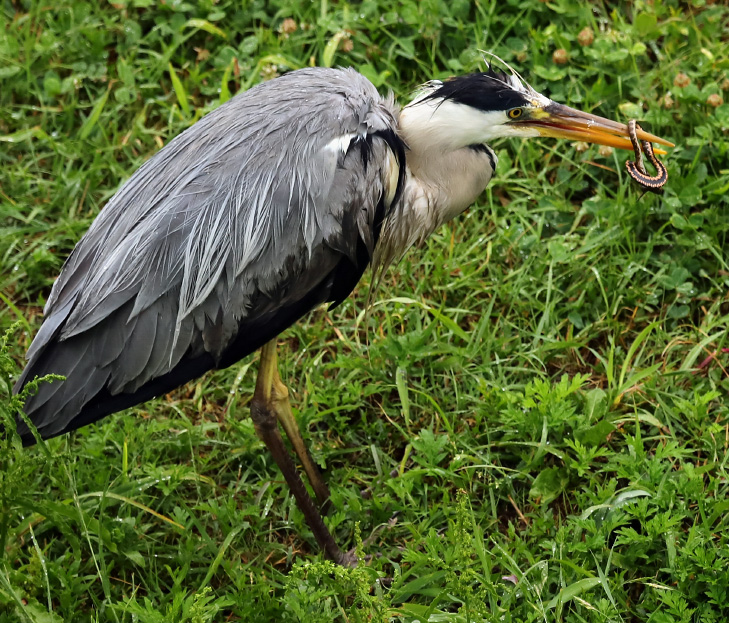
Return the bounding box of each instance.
[404,66,673,153]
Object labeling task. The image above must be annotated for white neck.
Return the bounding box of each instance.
[399,98,502,222]
[372,98,498,278]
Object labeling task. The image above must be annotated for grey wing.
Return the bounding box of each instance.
[15,67,405,444]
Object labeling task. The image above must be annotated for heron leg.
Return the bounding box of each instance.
[251,341,346,564]
[262,346,330,506]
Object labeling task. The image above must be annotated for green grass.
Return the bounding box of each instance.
[2,0,729,620]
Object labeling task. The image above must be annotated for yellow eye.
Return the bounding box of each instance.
[508,108,523,119]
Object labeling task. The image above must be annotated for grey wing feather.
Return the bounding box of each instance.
[16,67,402,441]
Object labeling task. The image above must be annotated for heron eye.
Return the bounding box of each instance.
[508,108,523,119]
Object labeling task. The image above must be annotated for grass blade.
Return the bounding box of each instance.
[168,63,191,117]
[78,87,110,140]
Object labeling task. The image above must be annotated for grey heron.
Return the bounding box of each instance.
[14,66,672,564]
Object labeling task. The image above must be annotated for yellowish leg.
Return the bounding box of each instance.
[259,342,330,506]
[251,340,349,564]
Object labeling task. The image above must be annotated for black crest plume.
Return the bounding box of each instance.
[424,66,531,112]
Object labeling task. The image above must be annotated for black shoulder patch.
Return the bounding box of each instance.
[371,128,406,216]
[352,134,372,170]
[425,69,530,112]
[468,143,490,154]
[347,130,405,217]
[469,144,497,172]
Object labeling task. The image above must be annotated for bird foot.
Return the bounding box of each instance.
[334,512,399,567]
[336,548,381,568]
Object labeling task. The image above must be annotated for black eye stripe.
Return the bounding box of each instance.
[424,71,530,112]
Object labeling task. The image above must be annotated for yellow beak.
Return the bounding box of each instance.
[515,102,674,155]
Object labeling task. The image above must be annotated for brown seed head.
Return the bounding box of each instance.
[553,49,569,65]
[280,18,297,35]
[673,72,690,88]
[707,93,723,108]
[577,27,594,46]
